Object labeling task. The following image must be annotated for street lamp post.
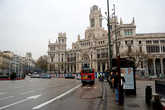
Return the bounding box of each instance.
[112,4,123,105]
[107,0,113,74]
[64,47,66,74]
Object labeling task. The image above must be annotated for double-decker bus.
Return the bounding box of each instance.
[80,65,95,85]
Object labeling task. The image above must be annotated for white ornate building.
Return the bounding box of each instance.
[48,5,165,77]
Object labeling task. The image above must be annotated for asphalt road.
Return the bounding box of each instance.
[0,77,103,110]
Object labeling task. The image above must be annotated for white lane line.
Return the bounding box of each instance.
[14,86,23,89]
[21,90,35,95]
[0,92,6,95]
[0,96,14,101]
[0,94,41,110]
[32,84,81,110]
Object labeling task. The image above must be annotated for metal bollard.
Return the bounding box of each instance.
[145,85,152,104]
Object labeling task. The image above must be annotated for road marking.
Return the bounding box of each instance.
[0,92,6,95]
[21,90,35,95]
[0,94,41,110]
[14,86,23,89]
[27,94,41,99]
[32,84,81,110]
[0,96,14,101]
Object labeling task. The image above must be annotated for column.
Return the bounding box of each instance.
[71,64,73,72]
[100,63,102,72]
[95,61,98,72]
[153,58,156,75]
[146,64,149,76]
[69,65,71,73]
[105,62,107,71]
[74,64,75,73]
[144,58,149,76]
[161,58,164,74]
[76,63,78,73]
[70,65,72,73]
[48,64,50,72]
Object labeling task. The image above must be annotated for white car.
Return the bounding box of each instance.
[30,74,40,78]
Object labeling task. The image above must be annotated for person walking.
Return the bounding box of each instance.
[113,72,119,104]
[109,72,114,88]
[120,73,125,105]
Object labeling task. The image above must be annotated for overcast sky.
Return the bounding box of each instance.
[0,0,165,60]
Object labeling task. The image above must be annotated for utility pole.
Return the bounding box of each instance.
[113,4,123,105]
[65,47,66,74]
[107,0,113,74]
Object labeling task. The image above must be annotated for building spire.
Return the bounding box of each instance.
[89,5,102,28]
[120,17,123,24]
[132,17,135,24]
[78,34,80,41]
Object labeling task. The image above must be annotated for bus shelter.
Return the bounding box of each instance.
[112,58,136,95]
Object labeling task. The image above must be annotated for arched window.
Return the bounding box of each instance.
[91,18,95,27]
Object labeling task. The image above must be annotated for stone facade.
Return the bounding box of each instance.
[48,33,67,73]
[0,51,35,76]
[48,5,109,73]
[48,5,165,77]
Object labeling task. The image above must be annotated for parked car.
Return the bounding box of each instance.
[27,73,32,76]
[65,74,75,79]
[30,74,40,78]
[40,73,51,79]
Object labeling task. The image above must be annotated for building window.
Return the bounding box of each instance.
[125,41,127,45]
[99,16,102,27]
[146,45,160,53]
[91,18,95,27]
[139,41,141,44]
[124,29,133,36]
[97,54,100,58]
[162,46,165,52]
[139,46,142,52]
[160,40,165,44]
[146,40,152,44]
[153,40,159,44]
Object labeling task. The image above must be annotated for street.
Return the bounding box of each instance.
[0,77,103,110]
[0,77,157,110]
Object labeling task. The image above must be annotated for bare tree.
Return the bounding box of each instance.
[36,55,48,72]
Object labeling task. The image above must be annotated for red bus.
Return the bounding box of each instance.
[80,67,95,85]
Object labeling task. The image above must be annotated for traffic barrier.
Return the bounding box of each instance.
[57,74,59,78]
[155,80,165,97]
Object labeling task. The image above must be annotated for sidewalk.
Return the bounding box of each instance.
[102,80,155,110]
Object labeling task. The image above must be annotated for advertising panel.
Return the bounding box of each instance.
[121,68,134,89]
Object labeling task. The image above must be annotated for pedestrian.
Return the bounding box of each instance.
[113,72,119,104]
[98,73,104,81]
[109,72,113,88]
[120,73,125,105]
[98,73,100,80]
[105,71,108,81]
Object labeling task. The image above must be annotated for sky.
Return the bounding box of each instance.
[0,0,165,60]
